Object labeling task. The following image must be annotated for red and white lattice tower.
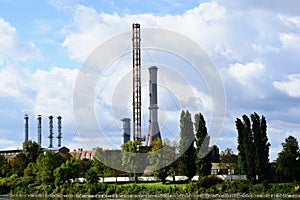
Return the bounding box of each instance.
[132,23,144,142]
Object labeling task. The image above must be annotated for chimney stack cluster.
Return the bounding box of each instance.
[23,114,63,148]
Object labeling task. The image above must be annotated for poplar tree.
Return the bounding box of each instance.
[194,113,211,177]
[236,113,270,182]
[178,110,196,180]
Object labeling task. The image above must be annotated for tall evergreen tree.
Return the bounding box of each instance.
[251,113,270,181]
[194,113,211,177]
[237,115,255,182]
[178,110,196,180]
[236,113,270,182]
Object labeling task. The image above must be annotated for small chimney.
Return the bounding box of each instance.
[37,115,42,147]
[57,116,62,147]
[121,118,131,144]
[48,115,54,148]
[24,114,29,142]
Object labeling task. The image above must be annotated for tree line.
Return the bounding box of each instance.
[0,111,300,194]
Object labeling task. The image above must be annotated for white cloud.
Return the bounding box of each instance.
[273,74,300,98]
[280,33,300,50]
[30,67,79,124]
[228,62,265,85]
[61,1,228,62]
[0,67,31,99]
[0,18,42,62]
[279,15,300,29]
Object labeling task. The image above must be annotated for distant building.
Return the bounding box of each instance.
[0,149,21,159]
[211,162,237,175]
[70,148,96,160]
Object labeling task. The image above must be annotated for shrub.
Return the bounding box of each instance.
[197,175,223,189]
[106,185,116,195]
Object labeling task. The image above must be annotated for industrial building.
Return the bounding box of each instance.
[120,23,162,147]
[1,23,163,160]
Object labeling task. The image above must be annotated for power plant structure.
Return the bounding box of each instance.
[121,118,131,144]
[132,23,144,142]
[23,114,63,149]
[121,23,162,147]
[48,115,54,148]
[37,115,42,146]
[24,114,29,142]
[57,116,62,147]
[146,66,162,146]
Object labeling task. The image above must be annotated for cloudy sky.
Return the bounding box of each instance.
[0,0,299,161]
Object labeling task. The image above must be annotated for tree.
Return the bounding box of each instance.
[251,113,270,181]
[0,155,9,177]
[178,110,196,180]
[210,145,220,163]
[85,166,99,183]
[9,153,28,175]
[121,140,142,182]
[220,148,238,175]
[24,162,37,180]
[237,115,255,181]
[149,138,175,183]
[22,140,42,163]
[236,113,270,182]
[35,151,64,184]
[276,135,300,181]
[220,148,238,164]
[194,113,212,178]
[54,160,79,186]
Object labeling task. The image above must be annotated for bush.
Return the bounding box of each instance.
[196,175,223,189]
[106,185,116,195]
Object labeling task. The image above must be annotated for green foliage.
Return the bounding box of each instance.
[149,138,176,183]
[251,113,270,181]
[194,113,212,178]
[276,135,300,181]
[85,166,99,183]
[236,113,270,182]
[22,140,42,163]
[219,148,238,175]
[0,154,9,177]
[9,152,27,175]
[35,151,64,184]
[196,175,223,189]
[54,160,73,186]
[179,110,196,180]
[121,140,143,181]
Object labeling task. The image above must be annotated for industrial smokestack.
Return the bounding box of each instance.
[48,115,54,148]
[146,66,162,146]
[37,115,42,147]
[24,114,29,142]
[57,116,62,147]
[121,118,131,144]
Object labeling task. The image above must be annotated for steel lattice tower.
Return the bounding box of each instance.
[132,23,144,142]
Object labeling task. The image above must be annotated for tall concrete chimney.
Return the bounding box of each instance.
[37,115,42,147]
[24,114,29,142]
[48,115,54,148]
[146,66,162,146]
[57,116,62,147]
[121,118,131,144]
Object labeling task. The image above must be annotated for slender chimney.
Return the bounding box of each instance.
[57,116,62,147]
[24,114,29,142]
[48,115,54,148]
[121,118,131,144]
[146,66,162,146]
[37,115,42,147]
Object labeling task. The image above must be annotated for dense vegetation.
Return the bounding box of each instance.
[0,111,300,195]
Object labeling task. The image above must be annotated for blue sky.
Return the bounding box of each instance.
[0,0,300,161]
